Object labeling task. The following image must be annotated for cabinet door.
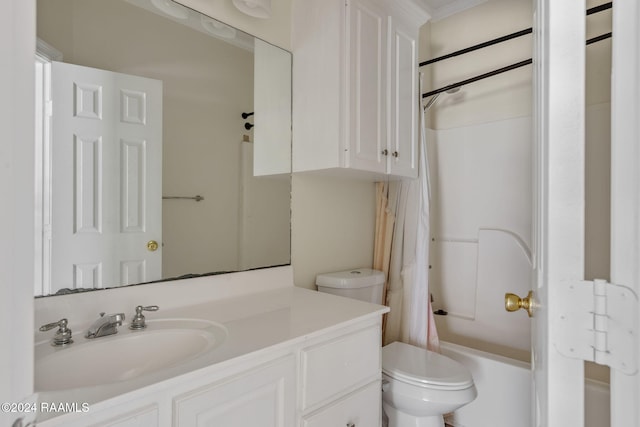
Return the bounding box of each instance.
[301,380,381,427]
[388,17,419,178]
[347,0,388,174]
[173,355,296,427]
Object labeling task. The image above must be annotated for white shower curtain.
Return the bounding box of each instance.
[382,73,439,352]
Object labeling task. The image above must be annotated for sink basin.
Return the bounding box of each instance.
[35,318,227,392]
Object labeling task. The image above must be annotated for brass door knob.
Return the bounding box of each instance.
[147,240,159,252]
[504,290,535,317]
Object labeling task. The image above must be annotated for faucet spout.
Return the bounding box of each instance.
[86,313,125,339]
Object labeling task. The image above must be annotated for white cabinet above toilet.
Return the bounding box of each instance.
[292,0,429,179]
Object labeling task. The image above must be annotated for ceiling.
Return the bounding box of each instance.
[422,0,488,21]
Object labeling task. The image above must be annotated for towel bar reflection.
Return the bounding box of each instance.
[162,195,204,202]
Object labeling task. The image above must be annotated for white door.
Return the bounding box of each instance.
[50,61,162,293]
[531,1,586,426]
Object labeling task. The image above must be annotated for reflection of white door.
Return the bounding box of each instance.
[50,61,162,293]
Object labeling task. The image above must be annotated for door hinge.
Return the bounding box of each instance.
[555,279,638,374]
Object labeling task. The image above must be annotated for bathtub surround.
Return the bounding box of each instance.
[423,0,614,386]
[426,104,614,378]
[441,341,610,427]
[426,116,532,362]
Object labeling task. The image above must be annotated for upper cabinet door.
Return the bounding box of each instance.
[346,0,388,175]
[388,16,419,178]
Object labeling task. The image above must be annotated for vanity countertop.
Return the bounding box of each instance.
[35,267,388,422]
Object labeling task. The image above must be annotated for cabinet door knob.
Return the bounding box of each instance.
[392,151,399,157]
[346,423,355,427]
[381,149,388,156]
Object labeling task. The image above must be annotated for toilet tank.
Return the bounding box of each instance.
[315,268,385,304]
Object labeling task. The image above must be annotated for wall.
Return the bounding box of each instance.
[423,0,612,382]
[426,0,533,130]
[291,175,376,289]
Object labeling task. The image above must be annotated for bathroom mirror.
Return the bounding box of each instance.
[34,0,291,296]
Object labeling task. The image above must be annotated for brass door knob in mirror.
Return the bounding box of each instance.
[504,290,535,317]
[147,240,159,252]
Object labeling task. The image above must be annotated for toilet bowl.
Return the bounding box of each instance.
[382,341,477,427]
[315,269,477,427]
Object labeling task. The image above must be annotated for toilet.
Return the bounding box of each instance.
[316,268,478,427]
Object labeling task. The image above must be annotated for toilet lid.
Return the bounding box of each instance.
[382,342,474,389]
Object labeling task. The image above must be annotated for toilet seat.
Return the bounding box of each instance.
[382,341,474,390]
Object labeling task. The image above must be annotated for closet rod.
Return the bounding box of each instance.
[422,32,612,99]
[419,1,612,68]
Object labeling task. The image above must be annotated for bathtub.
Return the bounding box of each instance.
[440,341,610,427]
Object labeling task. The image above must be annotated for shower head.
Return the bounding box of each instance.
[423,93,441,111]
[423,86,462,111]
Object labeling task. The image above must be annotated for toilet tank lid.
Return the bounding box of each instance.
[315,268,385,289]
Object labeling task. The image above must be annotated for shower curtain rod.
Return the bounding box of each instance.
[419,2,612,68]
[422,32,612,99]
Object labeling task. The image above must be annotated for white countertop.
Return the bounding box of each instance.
[35,268,388,421]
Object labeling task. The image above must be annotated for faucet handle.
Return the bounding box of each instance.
[39,318,73,346]
[129,305,159,330]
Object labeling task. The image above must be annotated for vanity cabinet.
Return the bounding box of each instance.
[36,317,383,427]
[33,276,387,427]
[292,0,429,179]
[173,355,296,426]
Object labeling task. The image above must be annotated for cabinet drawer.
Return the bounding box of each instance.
[300,325,381,409]
[301,380,381,427]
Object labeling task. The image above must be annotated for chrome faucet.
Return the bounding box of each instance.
[129,305,160,330]
[85,312,125,339]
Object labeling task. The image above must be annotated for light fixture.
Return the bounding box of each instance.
[201,16,237,39]
[232,0,271,19]
[150,0,189,20]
